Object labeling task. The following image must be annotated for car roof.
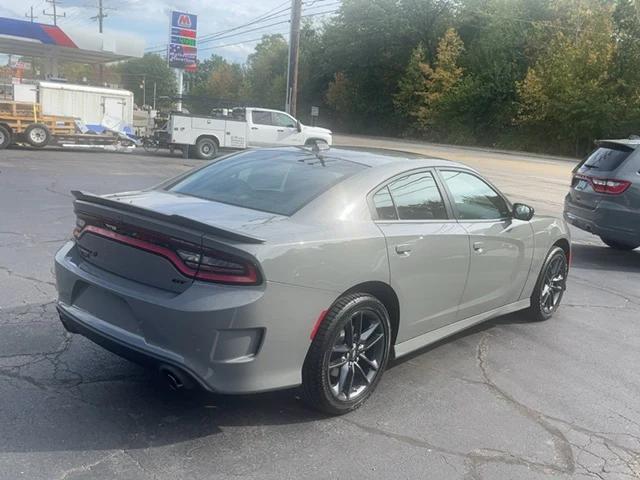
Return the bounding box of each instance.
[277,145,467,169]
[597,138,640,149]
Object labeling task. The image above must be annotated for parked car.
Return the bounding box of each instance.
[55,146,570,414]
[564,139,640,250]
[168,107,333,159]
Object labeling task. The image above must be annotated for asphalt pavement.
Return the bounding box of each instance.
[0,143,639,480]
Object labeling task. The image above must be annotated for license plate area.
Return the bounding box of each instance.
[72,282,142,335]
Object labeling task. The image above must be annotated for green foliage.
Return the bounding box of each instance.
[99,0,640,155]
[243,34,289,109]
[515,0,626,154]
[187,55,244,113]
[118,53,176,107]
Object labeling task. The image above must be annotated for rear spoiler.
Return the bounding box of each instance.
[71,190,265,244]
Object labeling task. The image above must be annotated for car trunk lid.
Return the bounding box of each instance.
[72,190,269,293]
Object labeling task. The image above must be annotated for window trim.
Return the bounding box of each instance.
[435,167,513,222]
[368,167,455,223]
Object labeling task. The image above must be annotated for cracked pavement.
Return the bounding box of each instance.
[0,145,639,479]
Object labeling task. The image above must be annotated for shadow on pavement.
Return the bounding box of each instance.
[570,243,640,272]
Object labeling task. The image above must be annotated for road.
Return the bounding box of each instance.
[0,141,638,480]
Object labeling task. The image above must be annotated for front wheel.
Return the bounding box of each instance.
[302,293,391,415]
[600,237,639,251]
[526,246,568,322]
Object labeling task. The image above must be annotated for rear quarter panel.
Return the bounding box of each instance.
[518,216,571,301]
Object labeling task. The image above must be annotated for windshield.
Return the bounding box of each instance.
[167,150,366,216]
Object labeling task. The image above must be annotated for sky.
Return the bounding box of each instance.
[0,0,340,64]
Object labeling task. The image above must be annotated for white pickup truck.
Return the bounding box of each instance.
[168,107,333,159]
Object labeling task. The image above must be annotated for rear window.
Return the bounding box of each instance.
[579,145,633,172]
[167,150,366,216]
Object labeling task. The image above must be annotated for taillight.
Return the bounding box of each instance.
[73,215,260,285]
[574,174,631,195]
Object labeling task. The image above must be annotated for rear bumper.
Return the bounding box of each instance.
[58,304,209,390]
[55,241,337,394]
[563,195,640,244]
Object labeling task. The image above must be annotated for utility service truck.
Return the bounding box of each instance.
[168,107,333,159]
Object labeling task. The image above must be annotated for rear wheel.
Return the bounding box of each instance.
[526,246,568,322]
[24,123,51,148]
[600,237,639,251]
[0,125,11,150]
[302,293,391,415]
[194,137,218,160]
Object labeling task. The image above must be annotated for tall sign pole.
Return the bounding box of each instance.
[168,11,198,112]
[285,0,302,116]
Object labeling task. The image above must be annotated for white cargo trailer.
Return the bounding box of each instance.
[38,81,134,125]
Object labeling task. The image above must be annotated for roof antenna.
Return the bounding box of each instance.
[311,140,329,166]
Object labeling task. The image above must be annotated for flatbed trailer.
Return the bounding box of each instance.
[0,100,135,150]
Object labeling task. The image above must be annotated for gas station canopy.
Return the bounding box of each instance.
[0,17,145,69]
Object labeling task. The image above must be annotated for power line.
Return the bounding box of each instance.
[146,6,340,54]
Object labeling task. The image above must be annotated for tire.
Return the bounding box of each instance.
[142,138,159,153]
[526,246,568,322]
[600,237,639,251]
[302,293,392,415]
[0,125,11,150]
[194,137,218,160]
[24,123,51,148]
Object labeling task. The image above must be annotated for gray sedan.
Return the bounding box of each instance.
[55,146,570,414]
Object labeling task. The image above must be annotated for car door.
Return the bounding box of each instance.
[438,169,534,320]
[271,112,303,146]
[248,110,279,147]
[373,169,470,343]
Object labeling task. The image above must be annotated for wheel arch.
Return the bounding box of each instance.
[195,134,220,146]
[305,138,327,146]
[341,281,400,346]
[552,237,571,261]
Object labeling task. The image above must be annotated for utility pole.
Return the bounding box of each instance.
[90,0,107,33]
[25,6,38,22]
[43,0,65,25]
[90,0,108,84]
[285,0,302,116]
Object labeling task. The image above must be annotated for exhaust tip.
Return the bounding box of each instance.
[159,365,194,391]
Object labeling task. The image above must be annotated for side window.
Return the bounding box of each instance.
[373,186,397,220]
[252,110,273,126]
[387,171,448,220]
[272,112,297,128]
[441,170,510,220]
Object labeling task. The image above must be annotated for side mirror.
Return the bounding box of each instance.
[513,203,535,221]
[296,120,302,133]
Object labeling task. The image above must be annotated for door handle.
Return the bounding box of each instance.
[395,244,412,256]
[277,129,285,132]
[251,127,258,130]
[473,242,484,254]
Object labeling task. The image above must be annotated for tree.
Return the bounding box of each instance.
[394,44,428,123]
[515,0,624,155]
[244,34,288,109]
[394,29,464,133]
[319,0,454,133]
[187,55,244,113]
[118,53,176,108]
